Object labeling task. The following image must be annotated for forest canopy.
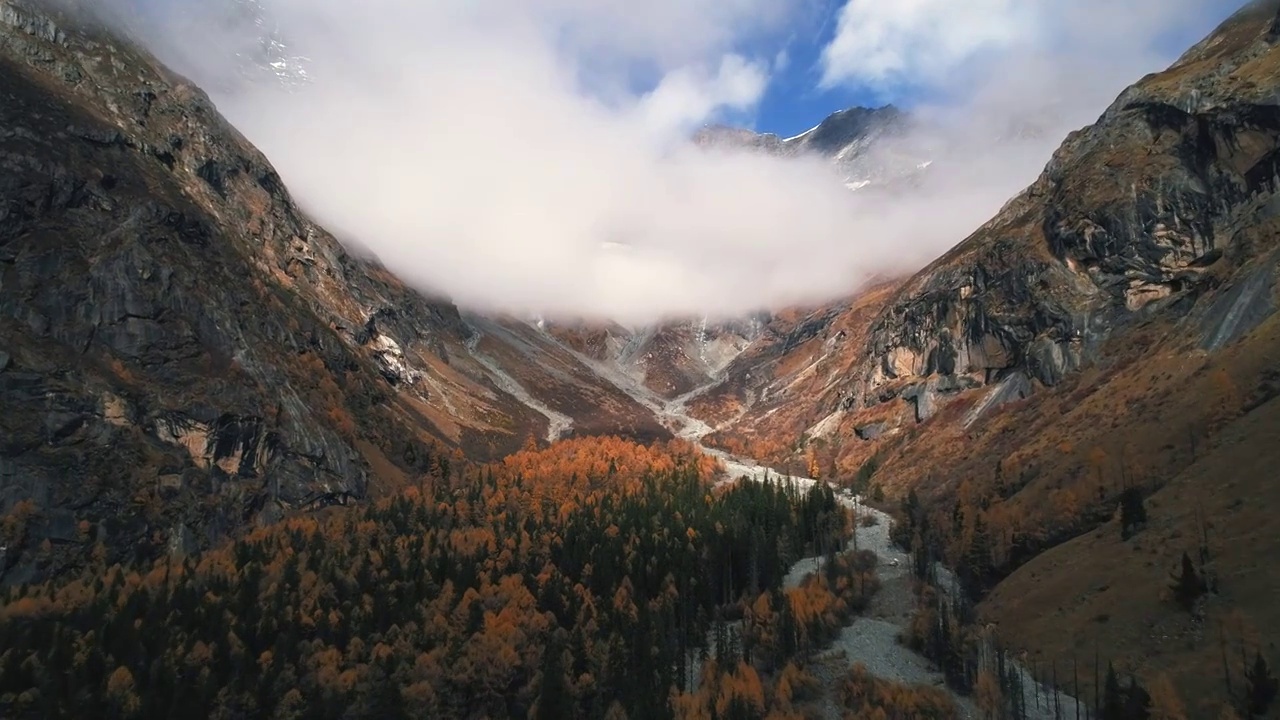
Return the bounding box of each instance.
[0,436,875,719]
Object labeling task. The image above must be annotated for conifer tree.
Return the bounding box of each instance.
[1104,664,1125,720]
[1169,552,1206,612]
[1120,488,1147,540]
[1245,651,1279,718]
[535,632,571,720]
[1123,676,1151,720]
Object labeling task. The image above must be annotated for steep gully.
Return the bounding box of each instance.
[535,326,1082,718]
[524,324,780,481]
[462,329,576,443]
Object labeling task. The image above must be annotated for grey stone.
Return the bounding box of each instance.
[31,509,78,543]
[1199,266,1276,351]
[167,523,197,558]
[964,372,1034,429]
[855,422,888,441]
[1027,338,1079,387]
[901,383,939,423]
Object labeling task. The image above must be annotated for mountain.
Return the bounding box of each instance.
[691,0,1280,710]
[53,0,313,92]
[692,104,930,192]
[543,314,769,400]
[543,105,925,405]
[0,0,665,582]
[708,0,1280,475]
[4,0,1279,711]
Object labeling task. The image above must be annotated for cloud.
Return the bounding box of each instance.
[636,55,770,139]
[819,0,1033,91]
[819,0,1228,107]
[84,0,1237,326]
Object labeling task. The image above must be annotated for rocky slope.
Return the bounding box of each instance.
[689,3,1280,712]
[849,0,1280,421]
[702,0,1280,475]
[543,314,769,400]
[0,0,665,583]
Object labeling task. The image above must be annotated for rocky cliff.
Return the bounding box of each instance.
[699,0,1280,470]
[0,0,663,582]
[850,0,1280,423]
[543,314,769,400]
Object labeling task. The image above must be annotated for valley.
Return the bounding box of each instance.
[1,0,1279,718]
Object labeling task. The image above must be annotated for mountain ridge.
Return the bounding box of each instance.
[0,0,671,581]
[692,103,926,192]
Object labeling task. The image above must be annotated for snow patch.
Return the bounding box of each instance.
[782,123,819,143]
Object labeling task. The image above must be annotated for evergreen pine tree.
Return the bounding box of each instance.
[1120,488,1147,540]
[965,514,993,595]
[535,633,572,720]
[1245,651,1279,718]
[1104,663,1125,720]
[1169,552,1206,612]
[1123,676,1151,720]
[904,489,921,528]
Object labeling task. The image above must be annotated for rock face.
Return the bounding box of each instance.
[683,281,906,474]
[0,1,394,580]
[689,2,1280,483]
[844,0,1280,420]
[0,0,662,582]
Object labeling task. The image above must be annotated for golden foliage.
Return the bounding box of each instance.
[839,663,959,720]
[1148,673,1188,720]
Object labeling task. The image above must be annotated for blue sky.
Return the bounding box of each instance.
[750,0,889,139]
[739,0,1240,139]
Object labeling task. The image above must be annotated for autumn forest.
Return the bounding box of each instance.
[0,437,938,719]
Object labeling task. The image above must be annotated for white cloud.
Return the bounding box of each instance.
[525,0,797,70]
[636,54,770,139]
[820,0,1034,91]
[819,0,1229,101]
[90,0,1240,326]
[773,48,791,73]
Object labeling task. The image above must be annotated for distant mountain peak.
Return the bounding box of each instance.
[794,104,907,156]
[690,104,925,193]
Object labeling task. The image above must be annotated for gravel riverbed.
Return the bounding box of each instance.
[785,499,980,719]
